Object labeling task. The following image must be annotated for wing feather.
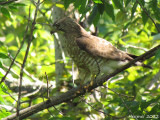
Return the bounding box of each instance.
[76,35,132,61]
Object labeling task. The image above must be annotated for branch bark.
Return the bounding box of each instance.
[4,44,160,120]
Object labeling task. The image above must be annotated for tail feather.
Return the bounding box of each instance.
[127,53,152,69]
[135,61,152,69]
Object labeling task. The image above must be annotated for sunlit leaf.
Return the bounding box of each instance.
[8,46,18,51]
[55,4,64,9]
[0,46,8,53]
[92,0,102,4]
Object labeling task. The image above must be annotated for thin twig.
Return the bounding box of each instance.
[136,0,160,33]
[16,0,40,118]
[45,72,49,98]
[42,74,55,118]
[45,72,63,116]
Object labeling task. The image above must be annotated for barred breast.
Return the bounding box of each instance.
[64,35,103,75]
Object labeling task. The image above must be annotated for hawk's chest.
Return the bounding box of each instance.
[63,35,96,67]
[64,35,86,59]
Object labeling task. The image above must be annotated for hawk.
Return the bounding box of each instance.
[51,17,150,84]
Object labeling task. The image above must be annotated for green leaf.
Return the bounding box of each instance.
[12,3,26,6]
[138,0,145,6]
[155,49,160,60]
[115,10,127,23]
[75,0,88,14]
[97,3,105,14]
[124,22,131,29]
[88,5,100,26]
[92,0,102,4]
[74,0,81,9]
[131,2,138,20]
[79,4,88,14]
[104,2,115,21]
[0,61,2,68]
[9,5,18,12]
[140,100,151,111]
[1,7,11,19]
[112,0,124,12]
[93,11,100,26]
[0,53,8,59]
[147,103,160,115]
[125,0,131,7]
[142,10,148,25]
[140,96,160,112]
[151,0,160,21]
[64,0,74,9]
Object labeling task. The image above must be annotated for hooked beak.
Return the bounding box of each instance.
[50,25,58,34]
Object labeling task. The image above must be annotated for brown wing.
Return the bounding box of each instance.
[76,35,133,61]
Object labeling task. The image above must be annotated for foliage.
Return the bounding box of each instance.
[0,0,160,119]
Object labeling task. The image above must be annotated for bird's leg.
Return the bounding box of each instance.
[90,75,96,86]
[77,70,91,92]
[90,58,101,86]
[90,73,100,87]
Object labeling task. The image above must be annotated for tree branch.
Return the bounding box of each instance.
[4,44,160,120]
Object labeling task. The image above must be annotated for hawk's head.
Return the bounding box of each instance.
[51,17,81,34]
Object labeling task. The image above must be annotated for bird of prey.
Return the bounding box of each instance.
[51,17,150,84]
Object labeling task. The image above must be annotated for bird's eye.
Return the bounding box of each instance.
[55,23,60,28]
